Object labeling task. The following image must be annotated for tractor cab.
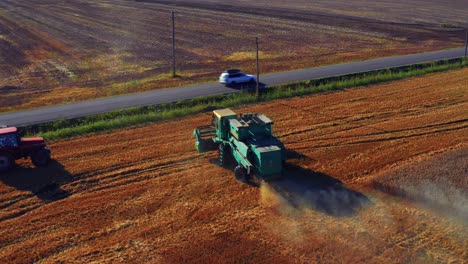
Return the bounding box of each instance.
[0,127,20,149]
[0,127,46,150]
[0,126,51,172]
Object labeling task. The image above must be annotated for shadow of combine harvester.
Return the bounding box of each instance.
[0,159,72,202]
[268,164,371,217]
[210,147,371,217]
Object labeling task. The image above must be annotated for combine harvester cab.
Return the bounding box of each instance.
[193,108,285,182]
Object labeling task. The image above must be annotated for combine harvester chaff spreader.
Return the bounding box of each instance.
[193,108,286,182]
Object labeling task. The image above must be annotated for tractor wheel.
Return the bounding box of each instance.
[0,153,14,172]
[234,165,249,182]
[31,148,51,167]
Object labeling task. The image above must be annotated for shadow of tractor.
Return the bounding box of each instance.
[268,164,371,217]
[0,159,72,202]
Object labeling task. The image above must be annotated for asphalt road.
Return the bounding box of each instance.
[0,48,465,127]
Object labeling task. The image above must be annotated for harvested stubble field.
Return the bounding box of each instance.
[1,68,467,263]
[373,148,467,219]
[0,0,467,112]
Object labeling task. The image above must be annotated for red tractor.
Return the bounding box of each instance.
[0,126,51,172]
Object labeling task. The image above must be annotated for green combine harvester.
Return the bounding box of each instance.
[193,108,286,182]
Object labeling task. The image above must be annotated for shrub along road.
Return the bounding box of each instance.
[0,48,465,127]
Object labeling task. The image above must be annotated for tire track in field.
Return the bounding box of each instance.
[71,155,204,194]
[340,124,463,146]
[312,119,468,142]
[273,77,467,145]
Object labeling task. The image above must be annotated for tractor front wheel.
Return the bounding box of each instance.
[234,165,249,182]
[31,148,51,167]
[0,153,14,172]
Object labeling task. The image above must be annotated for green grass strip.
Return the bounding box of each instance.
[26,58,467,140]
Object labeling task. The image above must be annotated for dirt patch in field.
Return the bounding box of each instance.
[0,0,466,112]
[0,69,466,262]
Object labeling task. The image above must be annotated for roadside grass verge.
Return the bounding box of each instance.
[25,58,467,140]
